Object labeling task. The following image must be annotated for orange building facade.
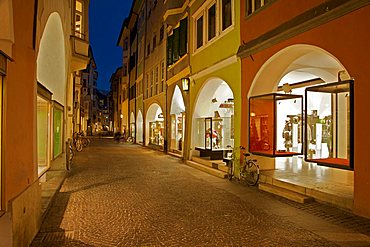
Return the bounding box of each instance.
[239,0,370,218]
[0,0,90,246]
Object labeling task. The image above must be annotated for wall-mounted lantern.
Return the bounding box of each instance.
[182,78,190,91]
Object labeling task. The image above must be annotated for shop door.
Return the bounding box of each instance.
[53,104,63,159]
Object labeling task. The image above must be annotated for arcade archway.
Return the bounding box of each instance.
[169,86,185,154]
[36,12,66,176]
[192,78,234,159]
[145,103,164,148]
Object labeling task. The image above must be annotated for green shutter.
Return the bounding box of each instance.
[179,17,188,57]
[173,27,180,62]
[167,35,173,66]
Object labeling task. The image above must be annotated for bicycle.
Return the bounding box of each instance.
[239,146,260,186]
[79,132,90,148]
[126,136,135,143]
[66,138,74,171]
[73,132,83,152]
[223,145,235,180]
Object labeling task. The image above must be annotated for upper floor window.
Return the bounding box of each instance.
[160,25,164,41]
[153,35,157,50]
[222,0,232,30]
[193,0,234,52]
[196,16,204,49]
[246,0,270,15]
[167,17,188,67]
[208,4,216,41]
[75,0,84,38]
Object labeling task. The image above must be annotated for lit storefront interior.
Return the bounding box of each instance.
[136,110,143,144]
[130,112,135,139]
[248,45,354,209]
[169,86,185,155]
[37,92,51,176]
[146,103,164,149]
[192,78,234,160]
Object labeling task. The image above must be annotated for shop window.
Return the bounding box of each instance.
[0,75,3,207]
[246,0,270,16]
[249,93,303,157]
[305,80,353,170]
[53,102,63,159]
[37,94,51,176]
[208,4,216,41]
[222,0,232,30]
[196,15,204,49]
[149,120,164,146]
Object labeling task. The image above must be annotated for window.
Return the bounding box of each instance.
[193,0,234,51]
[160,61,165,92]
[166,17,188,67]
[75,0,84,38]
[150,70,154,97]
[196,16,204,49]
[246,0,270,15]
[222,0,232,30]
[208,4,216,41]
[123,63,128,76]
[147,43,151,56]
[153,35,157,50]
[160,25,164,41]
[155,66,159,95]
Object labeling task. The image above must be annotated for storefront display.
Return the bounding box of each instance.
[195,116,234,150]
[170,113,184,153]
[305,80,353,170]
[149,120,164,146]
[249,93,303,156]
[37,95,51,175]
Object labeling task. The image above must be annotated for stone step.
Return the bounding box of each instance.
[259,173,353,210]
[259,183,314,204]
[186,160,227,179]
[191,157,229,173]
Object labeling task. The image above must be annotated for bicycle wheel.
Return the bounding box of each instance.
[245,162,260,186]
[75,139,83,152]
[227,160,234,180]
[82,137,89,148]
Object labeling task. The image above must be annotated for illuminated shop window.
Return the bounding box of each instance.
[37,94,51,175]
[249,93,303,157]
[305,80,353,170]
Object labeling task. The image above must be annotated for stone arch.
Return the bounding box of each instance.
[36,12,66,105]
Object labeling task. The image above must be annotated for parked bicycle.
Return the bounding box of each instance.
[239,146,260,186]
[73,132,83,152]
[66,138,74,171]
[79,131,90,148]
[224,145,235,180]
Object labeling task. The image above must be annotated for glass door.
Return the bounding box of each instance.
[53,103,63,159]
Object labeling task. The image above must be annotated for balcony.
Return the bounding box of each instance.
[70,35,90,72]
[164,0,187,26]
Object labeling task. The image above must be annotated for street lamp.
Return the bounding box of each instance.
[120,114,123,119]
[182,78,190,91]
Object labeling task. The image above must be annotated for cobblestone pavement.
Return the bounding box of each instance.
[31,139,370,247]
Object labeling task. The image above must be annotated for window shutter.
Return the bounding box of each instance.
[167,35,174,66]
[179,18,188,57]
[173,27,180,62]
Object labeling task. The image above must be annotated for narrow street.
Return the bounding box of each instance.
[31,139,370,247]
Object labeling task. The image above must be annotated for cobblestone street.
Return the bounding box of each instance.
[31,139,370,247]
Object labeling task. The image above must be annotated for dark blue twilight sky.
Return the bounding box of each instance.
[89,1,133,91]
